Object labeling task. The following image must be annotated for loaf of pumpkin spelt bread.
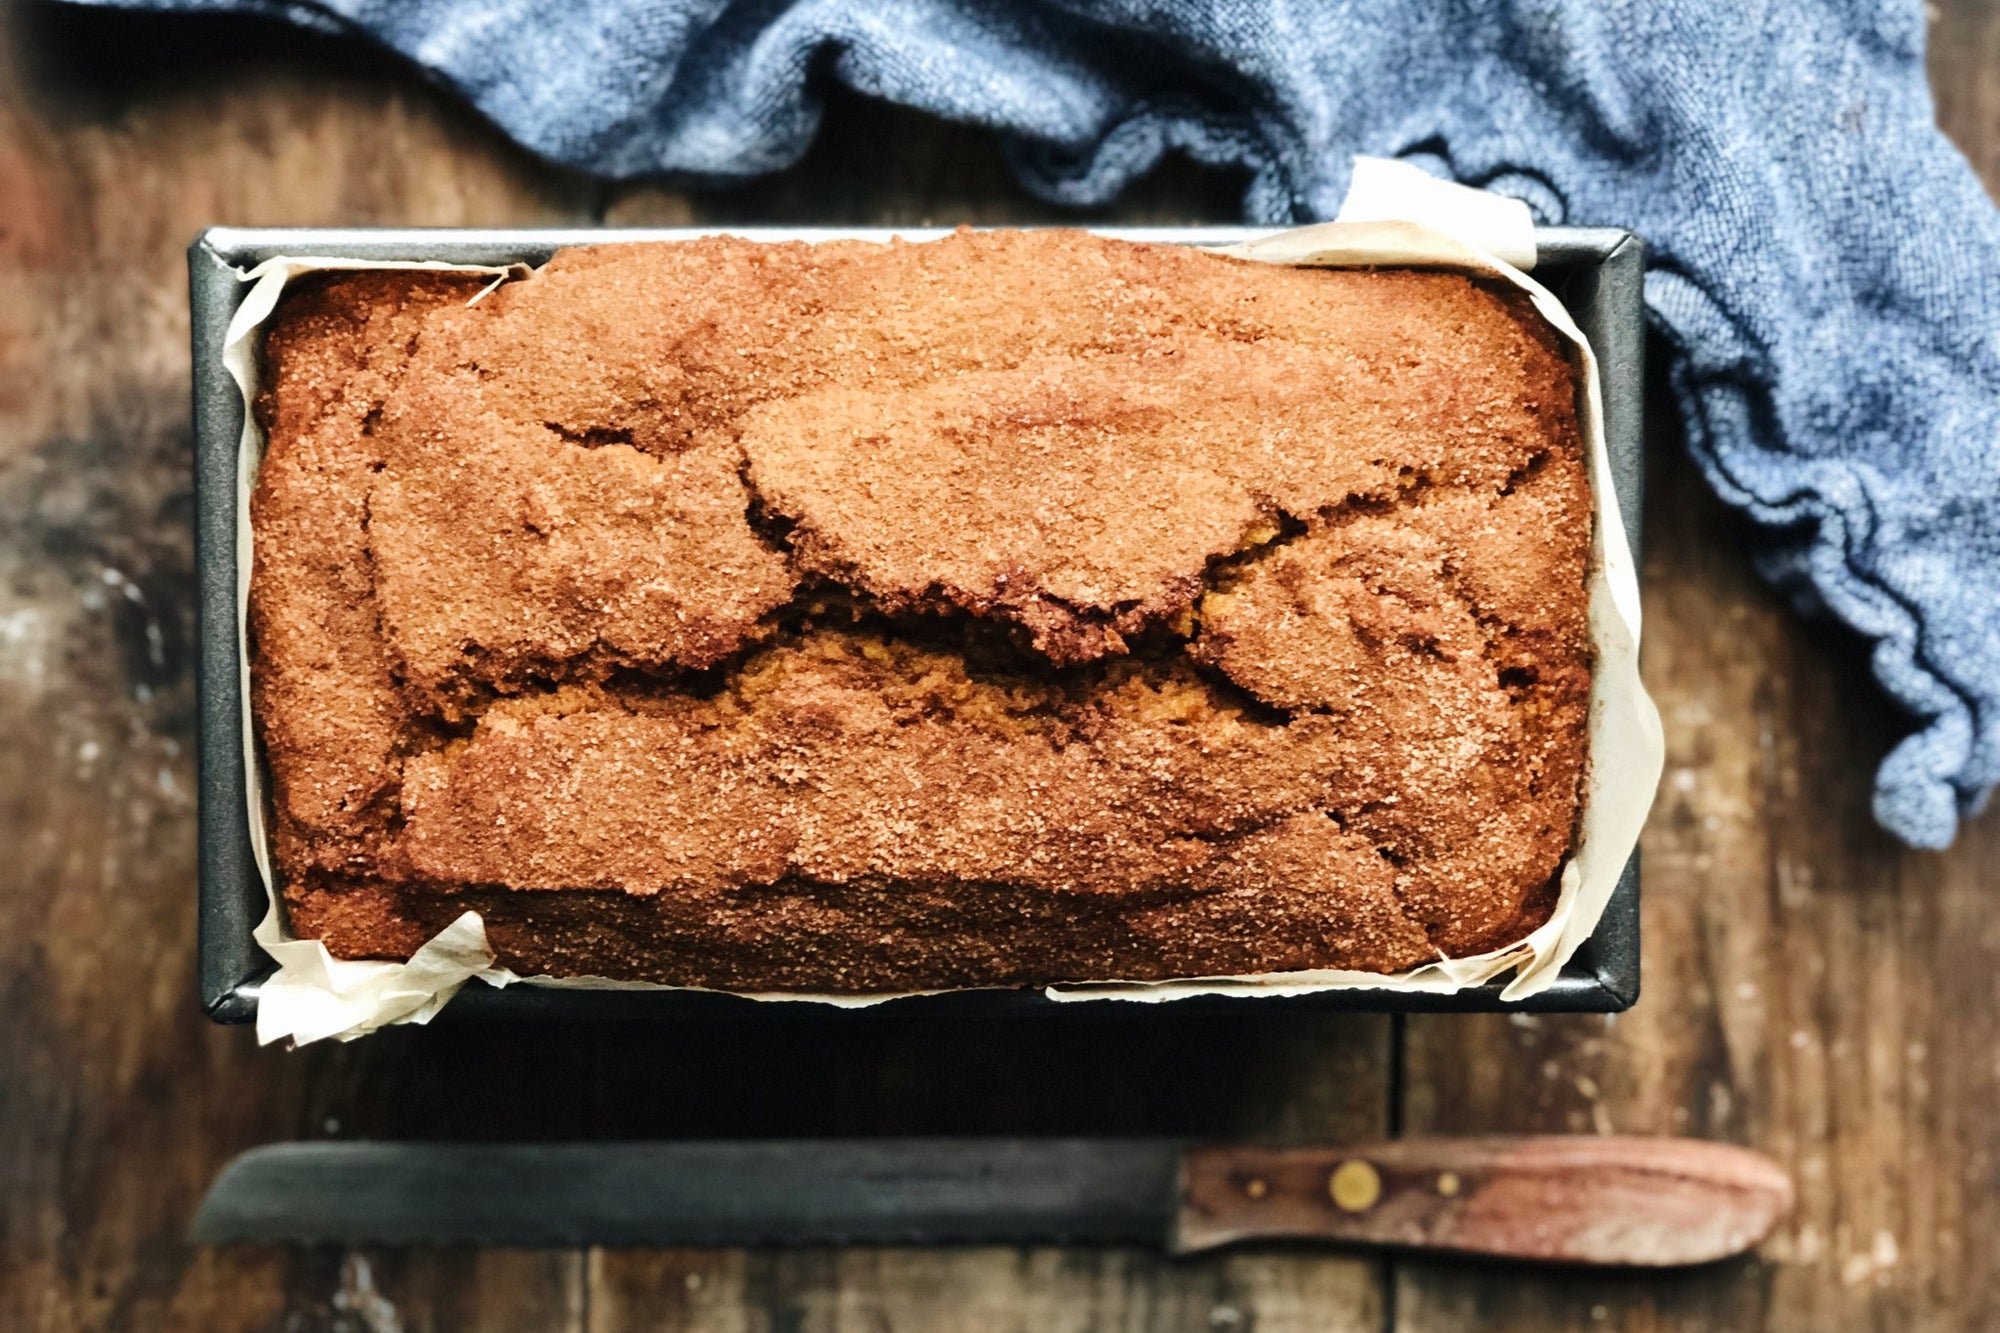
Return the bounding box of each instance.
[248,228,1592,991]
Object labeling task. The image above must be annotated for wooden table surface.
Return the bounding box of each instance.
[4,3,1998,1329]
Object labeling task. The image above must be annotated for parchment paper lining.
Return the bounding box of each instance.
[229,189,1663,1045]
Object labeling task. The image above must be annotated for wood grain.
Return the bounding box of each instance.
[3,0,1998,1329]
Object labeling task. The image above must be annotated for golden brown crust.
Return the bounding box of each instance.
[250,230,1593,989]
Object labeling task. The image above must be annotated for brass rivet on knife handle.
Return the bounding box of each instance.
[1172,1137,1794,1265]
[1328,1160,1381,1212]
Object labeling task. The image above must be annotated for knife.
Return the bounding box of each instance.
[191,1136,1792,1266]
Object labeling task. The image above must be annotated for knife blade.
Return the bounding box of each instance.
[191,1136,1792,1266]
[193,1138,1177,1249]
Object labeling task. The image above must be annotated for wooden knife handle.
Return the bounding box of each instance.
[1175,1136,1793,1266]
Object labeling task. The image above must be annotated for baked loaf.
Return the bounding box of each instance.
[249,229,1592,991]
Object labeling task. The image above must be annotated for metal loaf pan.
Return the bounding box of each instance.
[190,225,1646,1025]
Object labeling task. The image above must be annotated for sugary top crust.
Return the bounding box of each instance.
[250,229,1592,976]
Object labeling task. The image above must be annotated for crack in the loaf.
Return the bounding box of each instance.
[1498,449,1550,497]
[1183,657,1297,727]
[394,459,1556,751]
[740,468,799,558]
[1312,467,1440,528]
[1318,800,1438,944]
[1191,461,1450,601]
[542,421,637,450]
[394,581,1309,746]
[1193,507,1311,598]
[359,468,438,836]
[388,501,1294,738]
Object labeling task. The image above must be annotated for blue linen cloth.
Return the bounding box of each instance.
[85,0,2000,845]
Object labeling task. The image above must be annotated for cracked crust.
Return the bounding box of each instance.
[250,230,1592,988]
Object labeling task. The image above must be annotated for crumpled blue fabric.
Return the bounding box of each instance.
[80,0,2000,846]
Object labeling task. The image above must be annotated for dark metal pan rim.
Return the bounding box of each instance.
[189,224,1646,1026]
